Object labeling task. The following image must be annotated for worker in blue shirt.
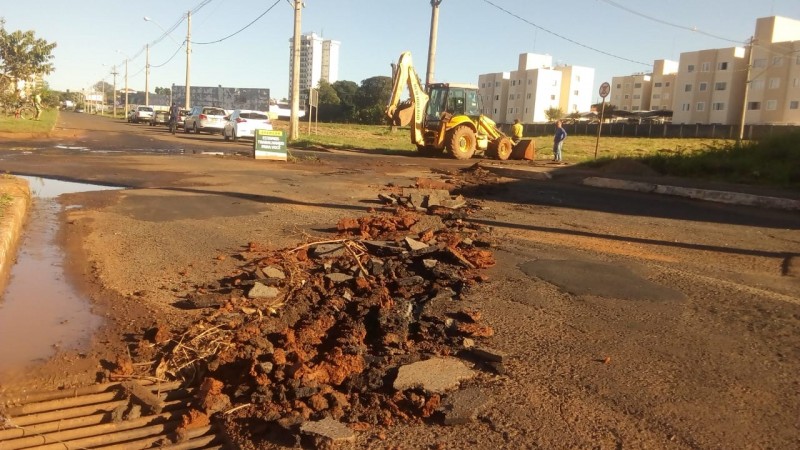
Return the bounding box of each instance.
[553,120,567,162]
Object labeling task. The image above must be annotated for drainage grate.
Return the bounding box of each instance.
[0,381,225,449]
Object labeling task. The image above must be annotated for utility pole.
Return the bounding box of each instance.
[145,44,150,105]
[124,58,129,118]
[738,36,755,144]
[111,66,118,117]
[185,11,192,109]
[289,0,302,141]
[426,0,443,87]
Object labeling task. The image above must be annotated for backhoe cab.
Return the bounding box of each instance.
[386,51,514,160]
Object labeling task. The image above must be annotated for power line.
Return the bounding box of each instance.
[479,0,650,66]
[192,0,283,45]
[151,42,186,68]
[598,0,746,45]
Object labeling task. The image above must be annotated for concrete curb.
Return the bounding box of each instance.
[483,165,553,181]
[583,177,800,211]
[0,177,30,294]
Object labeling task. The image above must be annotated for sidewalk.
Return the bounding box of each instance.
[479,159,800,212]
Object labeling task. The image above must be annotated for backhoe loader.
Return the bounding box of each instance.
[386,51,525,160]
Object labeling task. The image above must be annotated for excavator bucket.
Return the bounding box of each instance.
[511,139,535,160]
[391,100,415,127]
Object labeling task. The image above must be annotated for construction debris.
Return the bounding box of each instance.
[108,183,502,447]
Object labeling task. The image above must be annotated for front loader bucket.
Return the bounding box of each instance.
[511,139,535,160]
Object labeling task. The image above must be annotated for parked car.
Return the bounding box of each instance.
[132,105,154,124]
[183,106,227,134]
[222,109,273,141]
[149,110,170,126]
[175,109,189,128]
[126,109,136,122]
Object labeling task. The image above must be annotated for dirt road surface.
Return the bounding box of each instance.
[0,112,798,449]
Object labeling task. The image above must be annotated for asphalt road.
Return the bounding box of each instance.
[1,112,799,448]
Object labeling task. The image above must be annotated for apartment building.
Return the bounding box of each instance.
[288,33,340,105]
[478,53,595,124]
[610,73,652,112]
[745,16,800,125]
[671,46,749,125]
[649,60,678,111]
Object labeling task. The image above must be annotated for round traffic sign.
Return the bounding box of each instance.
[599,82,611,98]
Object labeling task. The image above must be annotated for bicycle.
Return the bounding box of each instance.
[0,99,36,120]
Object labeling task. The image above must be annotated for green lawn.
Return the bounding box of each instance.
[0,108,58,133]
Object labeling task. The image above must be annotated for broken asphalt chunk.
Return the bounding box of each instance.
[393,357,476,394]
[300,417,356,448]
[440,388,489,425]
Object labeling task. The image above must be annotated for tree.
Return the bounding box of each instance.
[544,107,564,122]
[331,80,358,122]
[155,86,171,96]
[0,19,56,98]
[354,76,392,124]
[315,80,340,122]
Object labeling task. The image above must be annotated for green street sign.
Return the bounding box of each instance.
[254,129,287,161]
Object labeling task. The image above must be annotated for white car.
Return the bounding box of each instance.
[222,109,273,141]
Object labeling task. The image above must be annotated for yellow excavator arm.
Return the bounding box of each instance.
[385,51,429,146]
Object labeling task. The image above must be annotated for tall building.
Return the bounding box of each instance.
[478,53,595,124]
[671,46,749,125]
[649,60,679,111]
[611,73,652,112]
[289,33,340,106]
[744,16,800,125]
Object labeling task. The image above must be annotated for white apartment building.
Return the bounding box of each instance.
[650,60,678,111]
[288,33,340,105]
[671,46,749,125]
[478,53,595,124]
[745,16,800,125]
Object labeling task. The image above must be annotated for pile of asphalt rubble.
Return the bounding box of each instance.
[113,171,506,448]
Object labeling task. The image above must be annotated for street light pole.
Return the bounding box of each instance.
[145,44,150,105]
[185,11,192,109]
[289,0,302,141]
[111,65,118,117]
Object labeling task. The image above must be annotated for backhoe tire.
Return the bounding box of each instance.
[490,137,513,161]
[448,126,476,160]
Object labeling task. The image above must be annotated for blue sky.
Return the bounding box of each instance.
[4,0,800,103]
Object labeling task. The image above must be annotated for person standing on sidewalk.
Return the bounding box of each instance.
[553,120,567,162]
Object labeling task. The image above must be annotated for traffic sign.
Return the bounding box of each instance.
[599,82,611,99]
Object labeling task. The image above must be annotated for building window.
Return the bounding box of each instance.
[633,94,641,99]
[509,95,514,100]
[797,55,800,65]
[714,82,727,91]
[654,82,662,87]
[624,94,629,99]
[752,79,764,89]
[573,90,579,95]
[576,75,581,82]
[766,100,777,110]
[699,82,708,91]
[772,56,783,66]
[623,106,629,111]
[616,83,622,88]
[508,108,513,114]
[747,102,761,110]
[495,95,499,100]
[769,78,780,89]
[684,84,692,92]
[652,104,659,109]
[527,93,531,99]
[550,95,556,100]
[633,106,640,111]
[696,102,705,111]
[681,103,690,111]
[712,102,725,111]
[718,62,728,70]
[793,78,800,88]
[687,64,695,73]
[789,101,798,110]
[511,80,515,86]
[753,58,766,68]
[702,62,710,72]
[634,83,642,88]
[653,94,661,99]
[495,82,500,87]
[624,83,630,89]
[666,82,671,87]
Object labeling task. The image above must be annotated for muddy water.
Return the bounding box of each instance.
[0,177,120,372]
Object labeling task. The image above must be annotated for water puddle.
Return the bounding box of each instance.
[0,176,121,372]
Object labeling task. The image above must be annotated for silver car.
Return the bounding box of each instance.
[183,106,227,134]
